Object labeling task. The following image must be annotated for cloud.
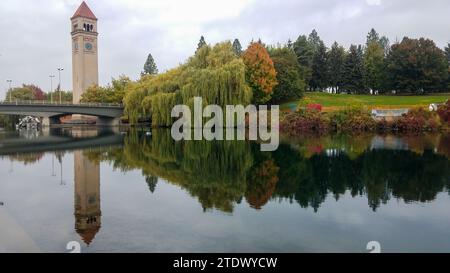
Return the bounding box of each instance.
[366,0,382,6]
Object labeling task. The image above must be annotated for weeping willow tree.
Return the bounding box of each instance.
[123,41,252,126]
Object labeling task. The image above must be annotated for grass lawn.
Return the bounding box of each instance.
[281,92,450,112]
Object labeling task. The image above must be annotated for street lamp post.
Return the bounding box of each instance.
[49,75,55,104]
[57,68,64,104]
[6,79,12,102]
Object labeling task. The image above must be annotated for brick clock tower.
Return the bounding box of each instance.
[71,1,98,104]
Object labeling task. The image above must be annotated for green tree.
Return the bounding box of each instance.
[445,43,450,88]
[124,41,252,125]
[47,90,72,103]
[342,45,366,93]
[363,41,385,93]
[445,43,450,64]
[327,42,346,93]
[366,28,380,47]
[379,36,390,56]
[232,38,242,56]
[307,29,322,53]
[142,53,158,75]
[81,76,131,104]
[80,85,113,103]
[268,46,305,102]
[5,84,47,101]
[293,35,313,88]
[293,35,313,67]
[196,35,207,53]
[386,37,448,93]
[287,39,293,49]
[5,86,34,101]
[310,40,328,91]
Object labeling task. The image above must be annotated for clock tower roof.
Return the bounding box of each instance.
[71,1,97,21]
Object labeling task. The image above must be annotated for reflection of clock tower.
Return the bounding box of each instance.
[71,1,98,104]
[74,150,101,245]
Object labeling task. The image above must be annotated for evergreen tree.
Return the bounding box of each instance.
[445,43,450,64]
[293,35,313,90]
[327,42,346,93]
[293,35,313,68]
[363,41,385,94]
[379,36,390,56]
[342,45,366,93]
[232,38,242,56]
[287,39,293,49]
[196,36,207,52]
[366,28,390,56]
[310,40,328,91]
[145,176,158,193]
[142,53,158,75]
[307,29,321,54]
[366,28,380,47]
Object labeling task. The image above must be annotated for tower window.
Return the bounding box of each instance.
[83,23,86,31]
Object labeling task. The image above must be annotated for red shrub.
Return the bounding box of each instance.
[393,108,441,132]
[280,110,329,135]
[306,103,322,112]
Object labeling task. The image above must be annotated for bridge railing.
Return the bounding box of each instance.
[0,100,123,108]
[371,109,409,118]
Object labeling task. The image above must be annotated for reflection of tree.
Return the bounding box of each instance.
[145,176,158,193]
[274,144,450,212]
[92,130,254,213]
[91,129,450,213]
[245,148,279,209]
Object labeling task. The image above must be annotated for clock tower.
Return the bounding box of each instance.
[71,1,98,104]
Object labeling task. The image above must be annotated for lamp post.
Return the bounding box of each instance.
[49,75,55,104]
[6,79,12,102]
[57,68,64,104]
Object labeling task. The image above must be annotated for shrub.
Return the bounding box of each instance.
[280,106,444,135]
[281,109,329,134]
[306,103,322,112]
[328,107,376,132]
[393,108,441,132]
[437,100,450,126]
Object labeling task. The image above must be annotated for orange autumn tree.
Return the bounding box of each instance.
[242,41,278,104]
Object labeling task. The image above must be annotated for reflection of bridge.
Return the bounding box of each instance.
[0,101,124,126]
[0,128,124,156]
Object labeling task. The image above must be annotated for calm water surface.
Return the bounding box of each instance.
[0,127,450,253]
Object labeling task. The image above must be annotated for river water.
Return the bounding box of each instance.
[0,127,449,252]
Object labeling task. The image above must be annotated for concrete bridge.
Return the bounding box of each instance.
[0,101,124,126]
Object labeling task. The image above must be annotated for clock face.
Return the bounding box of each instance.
[85,42,93,51]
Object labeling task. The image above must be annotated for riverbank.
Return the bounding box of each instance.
[280,102,450,135]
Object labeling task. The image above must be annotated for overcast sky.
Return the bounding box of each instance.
[0,0,449,99]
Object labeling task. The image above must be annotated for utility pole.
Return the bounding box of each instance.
[57,68,64,104]
[6,79,12,102]
[49,75,55,103]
